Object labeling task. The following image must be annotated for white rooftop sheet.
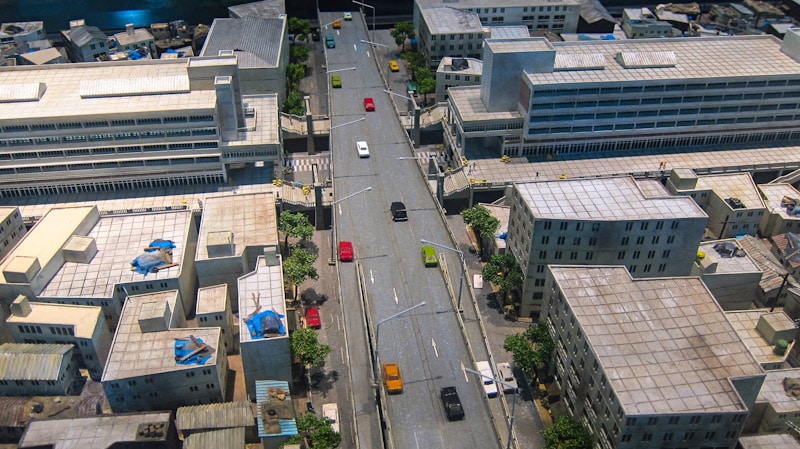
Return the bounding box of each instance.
[554,53,606,70]
[79,75,189,98]
[616,50,677,68]
[0,83,44,103]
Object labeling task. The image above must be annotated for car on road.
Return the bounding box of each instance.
[364,97,375,111]
[322,403,340,432]
[422,245,437,267]
[332,19,341,29]
[389,60,400,72]
[382,362,403,394]
[325,34,335,48]
[496,362,518,394]
[356,140,369,158]
[311,29,320,41]
[305,306,321,329]
[476,360,498,398]
[331,75,341,88]
[440,386,464,421]
[339,241,353,262]
[343,11,352,20]
[390,202,408,221]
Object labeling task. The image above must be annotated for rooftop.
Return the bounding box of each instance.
[0,58,218,121]
[19,47,63,65]
[6,302,103,338]
[759,183,800,221]
[102,293,220,382]
[737,235,791,292]
[0,21,44,36]
[421,7,485,34]
[635,178,672,197]
[697,239,761,274]
[39,209,192,299]
[515,176,707,220]
[738,433,800,449]
[221,94,281,146]
[184,427,245,449]
[448,86,522,122]
[18,412,172,449]
[756,368,800,413]
[438,57,483,74]
[772,233,800,269]
[486,37,553,54]
[238,256,287,344]
[196,284,228,314]
[692,173,765,211]
[417,0,580,9]
[113,27,154,46]
[200,16,285,68]
[726,309,795,366]
[487,26,531,40]
[0,343,72,381]
[228,0,285,19]
[255,380,297,438]
[550,265,764,415]
[176,400,255,431]
[524,35,797,86]
[196,192,278,260]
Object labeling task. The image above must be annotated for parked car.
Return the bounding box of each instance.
[476,360,498,398]
[356,140,369,158]
[322,403,340,432]
[339,241,353,262]
[496,362,518,394]
[305,306,321,329]
[325,34,335,48]
[332,19,341,29]
[343,11,352,20]
[331,75,341,88]
[440,386,465,421]
[422,245,437,267]
[311,29,320,41]
[389,60,400,72]
[364,97,375,112]
[390,202,408,221]
[382,362,403,394]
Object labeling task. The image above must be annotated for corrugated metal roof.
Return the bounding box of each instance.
[554,52,605,70]
[0,82,45,103]
[176,401,255,430]
[0,397,33,427]
[78,75,189,98]
[736,235,791,291]
[0,344,72,381]
[200,16,284,69]
[183,427,245,449]
[65,26,107,47]
[616,50,677,68]
[255,380,297,438]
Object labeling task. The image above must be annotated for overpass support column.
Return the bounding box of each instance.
[305,96,316,154]
[314,183,325,231]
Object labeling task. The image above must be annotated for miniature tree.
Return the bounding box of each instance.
[278,211,314,251]
[283,246,318,299]
[391,22,415,50]
[290,45,309,64]
[542,415,593,449]
[481,253,522,308]
[461,204,500,255]
[291,328,332,394]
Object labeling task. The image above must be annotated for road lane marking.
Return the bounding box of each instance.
[367,51,371,58]
[461,361,468,382]
[393,287,398,304]
[340,347,345,364]
[353,44,357,51]
[431,338,439,358]
[338,204,342,215]
[370,269,374,284]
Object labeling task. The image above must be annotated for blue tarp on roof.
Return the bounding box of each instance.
[246,310,286,339]
[130,239,176,275]
[174,337,212,365]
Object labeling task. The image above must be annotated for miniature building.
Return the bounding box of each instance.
[0,22,45,47]
[744,368,800,435]
[0,343,80,396]
[771,233,800,278]
[195,192,279,310]
[666,171,766,239]
[18,47,66,65]
[727,310,797,370]
[0,207,26,264]
[691,239,762,310]
[435,57,482,103]
[17,411,177,448]
[738,433,800,448]
[59,19,108,62]
[577,0,617,34]
[738,235,799,309]
[758,183,800,238]
[228,0,286,19]
[418,8,486,69]
[239,256,290,399]
[255,380,297,449]
[200,16,289,99]
[196,284,235,353]
[622,8,674,38]
[505,177,707,317]
[6,297,112,380]
[176,401,256,440]
[102,292,225,413]
[0,52,282,197]
[111,24,157,60]
[543,266,765,449]
[0,206,198,330]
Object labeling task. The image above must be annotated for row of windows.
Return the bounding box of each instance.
[50,326,74,336]
[522,15,566,22]
[516,129,800,157]
[430,33,483,41]
[442,74,480,82]
[1,172,225,198]
[0,141,218,161]
[0,379,60,386]
[0,128,218,148]
[2,156,222,176]
[620,429,739,443]
[533,79,795,97]
[430,44,482,53]
[467,5,567,13]
[1,115,215,134]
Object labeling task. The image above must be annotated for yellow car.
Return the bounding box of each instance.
[332,19,341,29]
[383,362,403,394]
[389,60,400,72]
[422,245,437,267]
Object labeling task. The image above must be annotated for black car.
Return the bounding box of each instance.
[390,202,408,221]
[311,29,320,41]
[440,386,464,421]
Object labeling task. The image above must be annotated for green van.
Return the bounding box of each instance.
[422,245,437,267]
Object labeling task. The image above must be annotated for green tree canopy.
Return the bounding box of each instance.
[286,63,306,89]
[391,22,415,50]
[283,411,342,449]
[503,333,538,375]
[288,17,311,35]
[401,51,425,70]
[414,67,435,103]
[290,45,309,63]
[284,246,318,298]
[279,211,314,250]
[283,90,305,116]
[541,415,593,449]
[291,328,332,394]
[461,204,500,240]
[481,253,523,304]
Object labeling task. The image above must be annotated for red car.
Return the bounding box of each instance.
[364,97,375,112]
[305,306,321,329]
[339,241,354,262]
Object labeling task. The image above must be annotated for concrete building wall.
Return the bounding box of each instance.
[0,208,26,263]
[691,270,761,310]
[0,349,80,396]
[240,337,291,400]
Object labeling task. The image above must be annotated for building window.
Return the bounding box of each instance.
[617,251,626,259]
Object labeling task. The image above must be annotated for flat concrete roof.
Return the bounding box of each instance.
[422,7,485,34]
[449,86,522,122]
[6,302,102,338]
[726,309,794,366]
[516,176,707,220]
[488,26,531,40]
[550,265,764,415]
[102,293,220,382]
[693,173,766,211]
[197,284,228,315]
[38,209,192,300]
[221,94,281,146]
[759,183,800,221]
[0,58,217,122]
[417,0,580,9]
[238,257,287,344]
[697,239,761,275]
[756,367,800,413]
[19,412,172,449]
[196,192,277,260]
[486,37,553,54]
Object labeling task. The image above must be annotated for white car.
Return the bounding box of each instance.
[343,11,353,20]
[476,360,498,398]
[356,140,370,158]
[322,403,340,432]
[496,362,518,394]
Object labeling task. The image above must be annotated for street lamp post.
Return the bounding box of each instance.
[327,116,366,184]
[329,186,372,264]
[360,39,388,48]
[421,239,465,312]
[374,302,427,382]
[464,367,518,449]
[352,0,376,41]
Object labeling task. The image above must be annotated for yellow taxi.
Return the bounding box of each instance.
[389,60,400,72]
[332,19,341,29]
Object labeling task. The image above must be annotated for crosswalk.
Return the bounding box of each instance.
[285,157,329,173]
